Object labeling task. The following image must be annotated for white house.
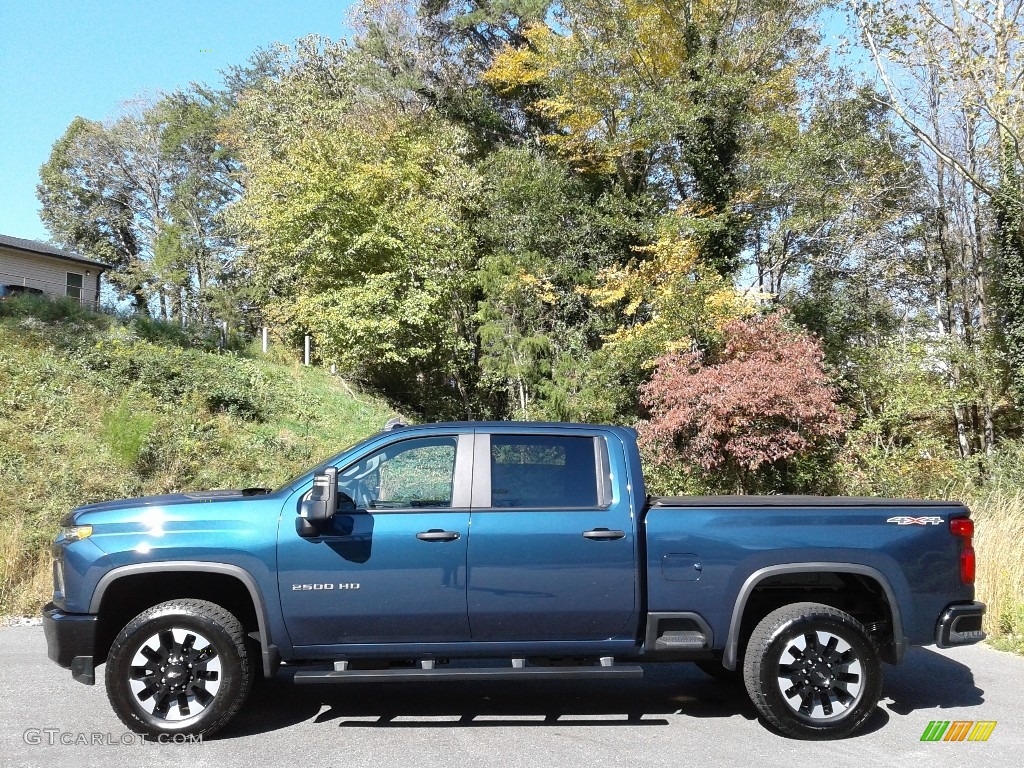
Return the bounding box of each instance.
[0,234,108,308]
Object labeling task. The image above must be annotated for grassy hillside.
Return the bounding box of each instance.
[0,299,398,615]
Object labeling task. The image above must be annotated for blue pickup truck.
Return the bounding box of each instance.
[44,421,985,740]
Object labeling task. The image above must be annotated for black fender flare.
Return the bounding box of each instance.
[722,562,906,670]
[89,561,279,677]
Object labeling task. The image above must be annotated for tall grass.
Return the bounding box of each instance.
[0,519,52,617]
[969,490,1024,652]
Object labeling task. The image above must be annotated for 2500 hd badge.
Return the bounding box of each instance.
[290,583,361,590]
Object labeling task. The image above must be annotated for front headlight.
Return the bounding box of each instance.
[60,525,93,542]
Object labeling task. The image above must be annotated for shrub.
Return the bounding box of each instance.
[130,315,192,347]
[981,439,1024,488]
[832,338,974,498]
[638,312,845,493]
[101,399,157,468]
[0,293,110,327]
[81,339,269,421]
[969,490,1024,651]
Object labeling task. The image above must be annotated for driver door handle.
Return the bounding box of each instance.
[416,529,461,542]
[582,528,626,540]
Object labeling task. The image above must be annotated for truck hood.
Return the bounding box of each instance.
[62,488,272,524]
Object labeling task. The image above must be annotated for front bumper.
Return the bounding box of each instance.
[935,601,986,648]
[42,602,98,685]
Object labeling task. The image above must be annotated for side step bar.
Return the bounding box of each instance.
[294,658,644,684]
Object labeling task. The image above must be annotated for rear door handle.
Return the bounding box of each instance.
[416,530,461,542]
[582,528,626,540]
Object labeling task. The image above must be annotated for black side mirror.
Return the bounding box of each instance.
[297,467,338,537]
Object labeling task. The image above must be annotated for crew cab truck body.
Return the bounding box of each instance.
[44,422,985,739]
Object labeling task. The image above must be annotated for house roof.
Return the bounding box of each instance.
[0,234,111,270]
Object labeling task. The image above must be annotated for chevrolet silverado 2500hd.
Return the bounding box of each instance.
[44,421,985,739]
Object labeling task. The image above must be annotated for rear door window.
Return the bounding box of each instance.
[489,435,600,508]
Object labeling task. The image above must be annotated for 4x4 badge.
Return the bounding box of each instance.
[886,516,944,525]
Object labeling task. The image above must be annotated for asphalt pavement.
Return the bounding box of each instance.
[1,625,1021,768]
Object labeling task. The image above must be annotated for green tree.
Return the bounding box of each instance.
[484,0,825,275]
[151,88,243,325]
[415,0,555,142]
[747,82,926,303]
[835,336,971,497]
[38,89,242,322]
[857,0,1024,456]
[472,146,657,419]
[38,115,154,312]
[226,37,482,416]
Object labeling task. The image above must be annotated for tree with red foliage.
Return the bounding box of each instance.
[638,312,845,492]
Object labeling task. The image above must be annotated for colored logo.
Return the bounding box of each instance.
[886,516,944,525]
[920,720,996,742]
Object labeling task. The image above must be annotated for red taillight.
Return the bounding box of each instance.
[961,548,976,584]
[950,518,973,538]
[951,517,975,584]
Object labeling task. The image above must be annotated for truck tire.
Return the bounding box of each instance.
[743,602,881,739]
[105,599,253,739]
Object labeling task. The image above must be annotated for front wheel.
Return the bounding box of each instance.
[105,599,253,739]
[743,602,881,739]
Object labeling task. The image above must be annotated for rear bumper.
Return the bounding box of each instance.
[42,602,98,685]
[935,601,986,648]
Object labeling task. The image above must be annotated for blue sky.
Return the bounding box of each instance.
[0,0,356,243]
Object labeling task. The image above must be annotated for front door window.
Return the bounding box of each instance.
[338,436,457,509]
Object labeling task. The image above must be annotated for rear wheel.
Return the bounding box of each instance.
[743,602,881,739]
[105,599,253,739]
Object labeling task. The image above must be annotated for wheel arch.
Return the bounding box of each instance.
[90,562,278,677]
[723,563,905,671]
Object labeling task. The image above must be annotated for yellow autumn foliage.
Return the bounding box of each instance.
[585,206,759,367]
[518,271,559,304]
[482,24,555,94]
[482,0,807,178]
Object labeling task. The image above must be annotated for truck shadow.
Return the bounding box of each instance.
[881,647,984,715]
[222,663,754,737]
[218,647,982,739]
